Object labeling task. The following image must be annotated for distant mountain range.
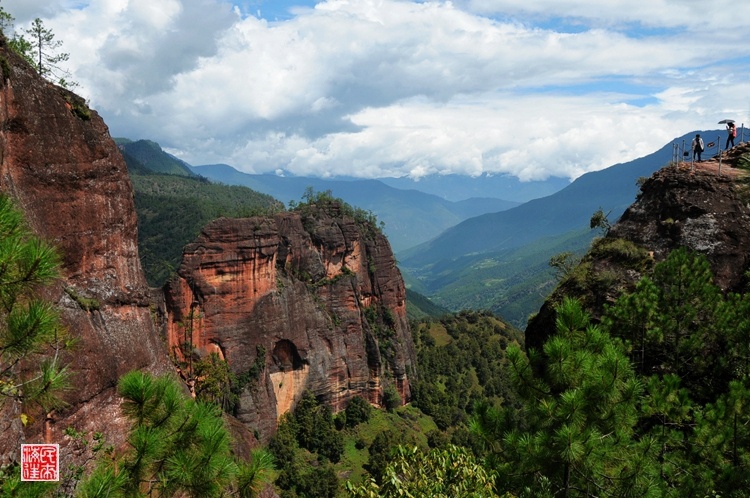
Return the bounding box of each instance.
[399,139,674,267]
[112,139,599,254]
[190,164,519,252]
[397,129,728,326]
[379,174,571,203]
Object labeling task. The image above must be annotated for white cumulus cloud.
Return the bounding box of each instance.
[3,0,750,181]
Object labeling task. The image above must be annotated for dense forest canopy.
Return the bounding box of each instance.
[358,248,750,497]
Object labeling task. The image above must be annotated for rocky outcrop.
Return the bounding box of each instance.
[525,148,750,350]
[164,205,416,440]
[0,39,173,462]
[607,156,750,292]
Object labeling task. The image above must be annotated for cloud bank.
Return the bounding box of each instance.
[4,0,750,181]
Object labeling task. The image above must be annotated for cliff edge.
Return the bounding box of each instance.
[525,145,750,350]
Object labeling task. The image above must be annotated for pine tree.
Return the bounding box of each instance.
[0,193,69,496]
[603,248,731,403]
[76,371,273,497]
[23,18,72,87]
[717,292,750,380]
[600,248,750,495]
[479,298,658,497]
[291,390,344,463]
[691,379,750,494]
[0,194,69,421]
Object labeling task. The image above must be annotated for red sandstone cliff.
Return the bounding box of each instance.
[0,33,417,461]
[0,38,172,462]
[164,204,416,440]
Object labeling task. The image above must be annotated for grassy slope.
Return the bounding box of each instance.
[337,405,437,487]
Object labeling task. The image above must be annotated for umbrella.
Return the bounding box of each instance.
[718,119,735,124]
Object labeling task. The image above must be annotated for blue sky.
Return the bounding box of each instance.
[235,0,318,21]
[3,0,750,181]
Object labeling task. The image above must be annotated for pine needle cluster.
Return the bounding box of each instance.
[77,371,273,497]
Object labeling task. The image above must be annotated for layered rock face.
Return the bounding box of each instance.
[0,40,172,461]
[526,153,750,350]
[164,206,415,439]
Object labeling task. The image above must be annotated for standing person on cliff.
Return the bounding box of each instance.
[692,134,704,162]
[726,122,737,149]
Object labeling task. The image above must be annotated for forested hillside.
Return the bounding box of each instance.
[405,226,596,328]
[409,311,523,433]
[116,138,198,177]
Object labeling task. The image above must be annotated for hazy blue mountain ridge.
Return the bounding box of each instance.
[398,134,684,268]
[380,173,571,202]
[191,164,519,252]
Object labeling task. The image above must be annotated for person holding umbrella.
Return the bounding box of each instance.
[727,122,737,149]
[720,119,737,149]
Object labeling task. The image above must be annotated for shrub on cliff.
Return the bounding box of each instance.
[290,187,384,237]
[343,396,372,428]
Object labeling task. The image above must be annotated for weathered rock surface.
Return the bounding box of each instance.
[164,207,416,440]
[526,148,750,350]
[0,39,173,462]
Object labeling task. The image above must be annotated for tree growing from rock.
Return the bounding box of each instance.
[0,6,76,89]
[22,18,74,88]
